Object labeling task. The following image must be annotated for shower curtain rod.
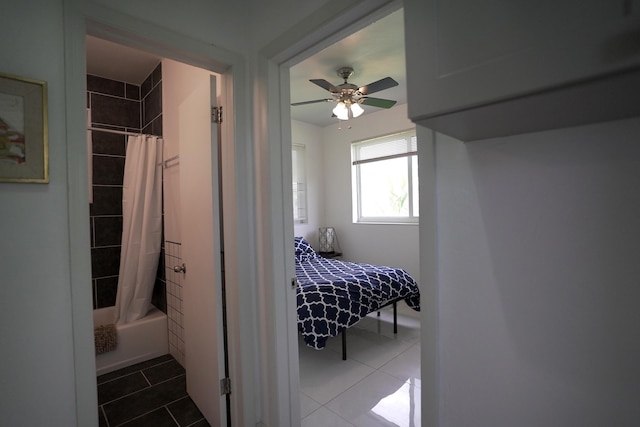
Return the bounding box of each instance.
[88,126,178,167]
[162,155,180,168]
[87,126,153,137]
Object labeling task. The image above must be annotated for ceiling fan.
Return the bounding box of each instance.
[291,67,398,120]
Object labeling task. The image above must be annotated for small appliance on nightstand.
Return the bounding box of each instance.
[318,226,342,259]
[319,251,342,259]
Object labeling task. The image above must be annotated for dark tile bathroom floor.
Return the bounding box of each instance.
[98,354,210,427]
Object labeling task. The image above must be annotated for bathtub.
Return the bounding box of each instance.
[93,305,169,376]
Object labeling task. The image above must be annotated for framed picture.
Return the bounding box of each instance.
[0,72,48,183]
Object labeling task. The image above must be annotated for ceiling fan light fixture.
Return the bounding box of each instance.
[350,102,364,118]
[294,67,398,124]
[333,102,349,120]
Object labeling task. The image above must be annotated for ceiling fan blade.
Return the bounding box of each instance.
[310,79,338,92]
[359,77,398,95]
[291,98,333,106]
[361,97,397,109]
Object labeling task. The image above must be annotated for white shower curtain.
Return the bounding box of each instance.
[114,135,163,325]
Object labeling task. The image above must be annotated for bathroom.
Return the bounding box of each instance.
[87,35,227,425]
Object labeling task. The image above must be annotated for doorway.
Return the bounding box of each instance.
[86,36,230,427]
[287,5,421,425]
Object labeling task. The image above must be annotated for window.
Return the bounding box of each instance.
[352,130,418,223]
[292,144,307,223]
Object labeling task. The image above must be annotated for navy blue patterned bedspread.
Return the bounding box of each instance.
[294,237,420,349]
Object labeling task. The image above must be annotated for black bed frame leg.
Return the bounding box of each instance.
[342,330,347,360]
[341,300,397,361]
[393,301,398,334]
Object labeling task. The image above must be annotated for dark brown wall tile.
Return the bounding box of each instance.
[95,276,119,308]
[91,247,121,278]
[94,216,123,247]
[143,82,162,127]
[126,83,140,101]
[91,93,141,129]
[88,75,125,97]
[88,70,164,311]
[92,131,126,155]
[93,155,125,186]
[91,186,123,216]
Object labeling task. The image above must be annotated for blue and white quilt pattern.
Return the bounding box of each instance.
[294,237,420,350]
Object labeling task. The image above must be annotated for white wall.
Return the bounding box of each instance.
[15,1,638,426]
[0,1,80,425]
[432,117,640,426]
[320,103,420,282]
[292,120,325,244]
[250,0,332,47]
[0,0,342,425]
[90,0,252,54]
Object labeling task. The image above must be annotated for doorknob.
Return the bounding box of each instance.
[173,263,186,274]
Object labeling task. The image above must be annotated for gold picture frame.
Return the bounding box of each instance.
[0,72,48,183]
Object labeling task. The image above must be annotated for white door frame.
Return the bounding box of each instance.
[254,1,403,425]
[63,3,255,426]
[65,1,411,426]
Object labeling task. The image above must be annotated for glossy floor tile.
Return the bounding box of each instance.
[299,340,375,405]
[326,370,421,427]
[301,406,355,427]
[299,303,421,426]
[97,354,209,427]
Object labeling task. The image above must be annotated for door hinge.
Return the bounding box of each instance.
[220,377,231,395]
[212,106,223,124]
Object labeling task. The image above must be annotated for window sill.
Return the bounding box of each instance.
[353,221,419,226]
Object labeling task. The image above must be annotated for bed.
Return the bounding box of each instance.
[295,236,420,358]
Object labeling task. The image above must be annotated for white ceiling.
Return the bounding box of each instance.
[290,8,406,128]
[85,8,405,127]
[86,36,161,85]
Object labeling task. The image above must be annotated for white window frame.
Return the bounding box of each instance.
[292,143,307,223]
[352,130,418,224]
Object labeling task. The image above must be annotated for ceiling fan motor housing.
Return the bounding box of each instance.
[335,67,362,103]
[337,66,355,81]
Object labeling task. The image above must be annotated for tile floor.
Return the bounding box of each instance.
[97,354,209,427]
[97,303,420,427]
[299,303,421,427]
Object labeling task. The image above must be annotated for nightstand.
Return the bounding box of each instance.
[319,251,342,259]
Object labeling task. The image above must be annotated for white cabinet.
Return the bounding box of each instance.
[404,0,640,140]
